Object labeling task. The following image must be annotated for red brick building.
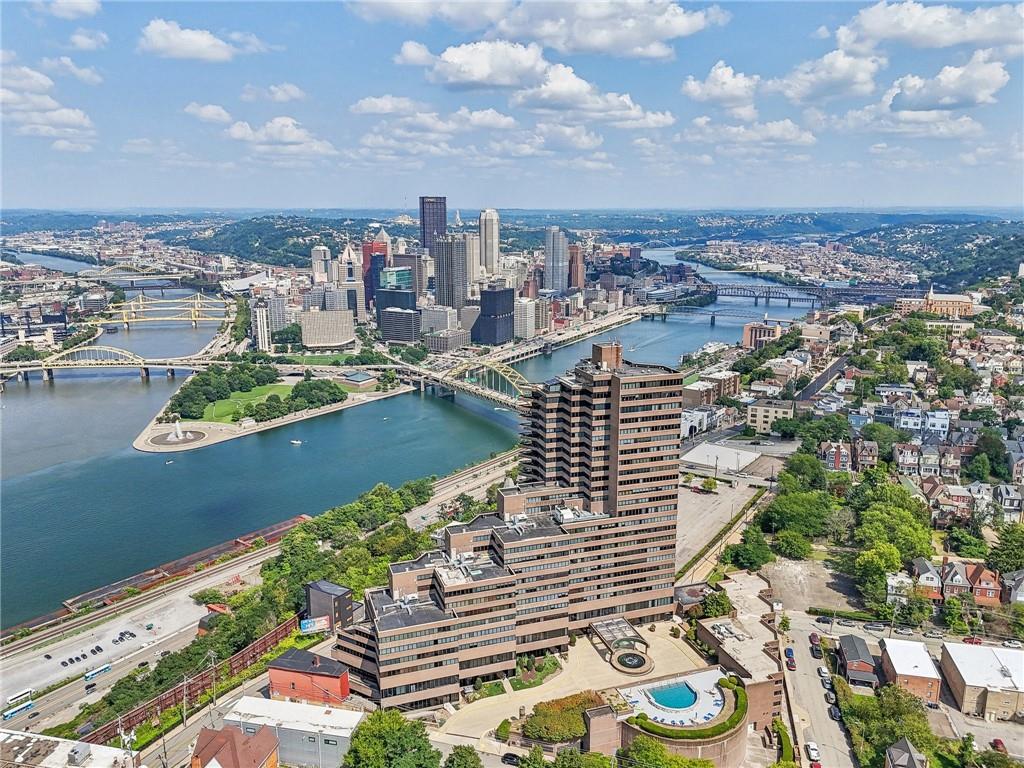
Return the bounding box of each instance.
[191,725,278,768]
[267,649,349,706]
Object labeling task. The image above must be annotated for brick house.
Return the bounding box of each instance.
[818,441,853,472]
[837,634,878,689]
[191,726,279,768]
[267,649,350,706]
[880,638,941,705]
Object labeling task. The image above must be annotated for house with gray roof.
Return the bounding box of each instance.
[885,736,929,768]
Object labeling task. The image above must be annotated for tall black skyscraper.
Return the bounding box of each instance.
[432,235,467,311]
[419,196,447,255]
[472,284,514,345]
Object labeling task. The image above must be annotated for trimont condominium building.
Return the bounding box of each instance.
[333,343,685,710]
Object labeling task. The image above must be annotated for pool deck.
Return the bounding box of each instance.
[619,667,727,727]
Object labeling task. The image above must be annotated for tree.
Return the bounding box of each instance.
[856,503,932,562]
[444,746,483,768]
[343,709,441,768]
[759,491,834,538]
[701,477,717,493]
[896,590,935,627]
[964,452,992,483]
[778,613,791,633]
[618,735,713,768]
[859,423,908,462]
[519,746,546,768]
[947,527,989,559]
[552,749,584,768]
[722,526,774,570]
[824,507,856,545]
[701,590,733,618]
[773,530,812,559]
[976,429,1010,481]
[989,523,1024,573]
[782,453,828,491]
[854,542,902,608]
[579,754,613,768]
[942,596,970,635]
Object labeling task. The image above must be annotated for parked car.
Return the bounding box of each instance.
[894,627,914,636]
[786,658,797,671]
[785,648,795,660]
[61,660,68,667]
[1001,640,1022,649]
[43,654,51,660]
[992,739,1007,754]
[926,702,940,710]
[837,618,857,627]
[864,623,885,632]
[160,650,171,658]
[815,616,834,626]
[821,677,833,690]
[85,683,96,692]
[137,661,149,668]
[824,691,837,705]
[809,632,821,646]
[923,630,944,639]
[810,646,824,659]
[501,755,521,766]
[964,636,984,645]
[829,706,842,721]
[817,666,831,679]
[806,742,821,761]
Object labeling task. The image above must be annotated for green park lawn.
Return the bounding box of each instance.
[285,354,353,366]
[198,383,294,423]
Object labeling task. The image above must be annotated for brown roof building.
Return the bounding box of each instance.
[333,343,685,709]
[191,725,278,768]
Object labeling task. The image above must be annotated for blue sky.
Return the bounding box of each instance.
[3,0,1023,210]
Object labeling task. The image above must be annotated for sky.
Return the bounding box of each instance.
[2,0,1023,211]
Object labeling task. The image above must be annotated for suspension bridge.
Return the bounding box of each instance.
[688,281,924,306]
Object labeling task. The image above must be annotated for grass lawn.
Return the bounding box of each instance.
[682,372,701,385]
[198,383,294,423]
[286,354,352,366]
[479,681,505,698]
[509,655,561,691]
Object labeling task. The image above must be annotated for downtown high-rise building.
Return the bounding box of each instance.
[479,208,499,274]
[432,235,467,310]
[311,245,331,284]
[250,298,272,352]
[334,342,685,710]
[419,196,447,255]
[471,284,514,346]
[568,244,585,289]
[461,232,481,284]
[544,226,568,294]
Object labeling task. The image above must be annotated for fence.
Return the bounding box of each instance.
[83,615,299,745]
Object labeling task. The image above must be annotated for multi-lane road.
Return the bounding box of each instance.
[2,451,518,734]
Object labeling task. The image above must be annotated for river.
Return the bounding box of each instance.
[0,249,806,628]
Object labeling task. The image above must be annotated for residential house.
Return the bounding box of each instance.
[886,572,914,605]
[873,404,896,427]
[848,411,872,431]
[191,726,279,768]
[994,484,1023,524]
[819,441,852,472]
[911,558,943,602]
[965,482,993,516]
[939,446,962,480]
[815,392,847,414]
[939,560,971,600]
[837,634,879,689]
[895,444,922,476]
[853,438,879,471]
[895,408,924,433]
[965,563,1002,608]
[919,445,941,478]
[885,737,929,768]
[880,639,941,705]
[925,409,951,438]
[877,384,917,399]
[1001,569,1024,605]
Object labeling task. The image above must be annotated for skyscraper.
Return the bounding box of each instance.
[250,298,272,352]
[419,196,447,255]
[472,284,514,345]
[432,235,467,310]
[333,342,685,710]
[311,245,331,284]
[461,232,481,284]
[479,209,499,274]
[568,244,585,289]
[544,226,568,294]
[337,244,368,322]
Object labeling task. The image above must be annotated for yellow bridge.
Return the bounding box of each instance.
[85,294,229,327]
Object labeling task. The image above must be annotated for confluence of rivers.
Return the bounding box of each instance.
[0,249,807,627]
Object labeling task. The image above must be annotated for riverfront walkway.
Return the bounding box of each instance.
[134,385,414,453]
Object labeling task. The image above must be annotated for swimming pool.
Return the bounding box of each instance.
[648,681,697,709]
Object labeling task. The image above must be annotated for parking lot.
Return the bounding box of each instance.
[675,481,759,571]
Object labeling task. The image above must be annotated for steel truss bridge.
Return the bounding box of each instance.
[78,262,189,284]
[687,281,925,306]
[643,306,797,326]
[0,345,213,380]
[85,294,228,327]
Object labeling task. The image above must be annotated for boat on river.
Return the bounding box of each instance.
[290,440,302,446]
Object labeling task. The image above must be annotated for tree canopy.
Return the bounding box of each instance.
[343,710,441,768]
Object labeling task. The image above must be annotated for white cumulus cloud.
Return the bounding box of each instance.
[69,28,108,51]
[537,122,603,150]
[767,49,886,103]
[241,82,307,102]
[51,138,93,152]
[681,60,760,120]
[225,116,338,156]
[41,56,102,85]
[184,102,233,123]
[681,115,816,145]
[395,40,549,87]
[890,49,1010,111]
[35,0,100,20]
[137,19,271,63]
[350,94,424,114]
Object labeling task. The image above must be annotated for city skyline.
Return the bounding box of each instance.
[3,1,1023,210]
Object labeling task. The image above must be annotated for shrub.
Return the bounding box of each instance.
[521,691,604,743]
[773,718,794,762]
[806,606,878,622]
[495,719,511,742]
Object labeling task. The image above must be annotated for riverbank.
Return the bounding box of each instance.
[133,383,414,453]
[491,306,643,365]
[676,250,811,288]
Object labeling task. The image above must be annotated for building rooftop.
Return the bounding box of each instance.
[941,642,1024,691]
[751,398,795,409]
[193,725,278,768]
[886,736,929,768]
[698,571,779,682]
[0,730,137,768]
[881,639,940,680]
[224,696,364,738]
[838,634,875,666]
[267,648,347,678]
[434,552,510,586]
[307,580,351,597]
[366,589,452,631]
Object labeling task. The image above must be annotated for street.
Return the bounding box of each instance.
[784,626,855,768]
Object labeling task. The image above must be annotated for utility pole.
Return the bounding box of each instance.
[182,673,188,728]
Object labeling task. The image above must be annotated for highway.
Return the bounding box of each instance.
[3,452,519,735]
